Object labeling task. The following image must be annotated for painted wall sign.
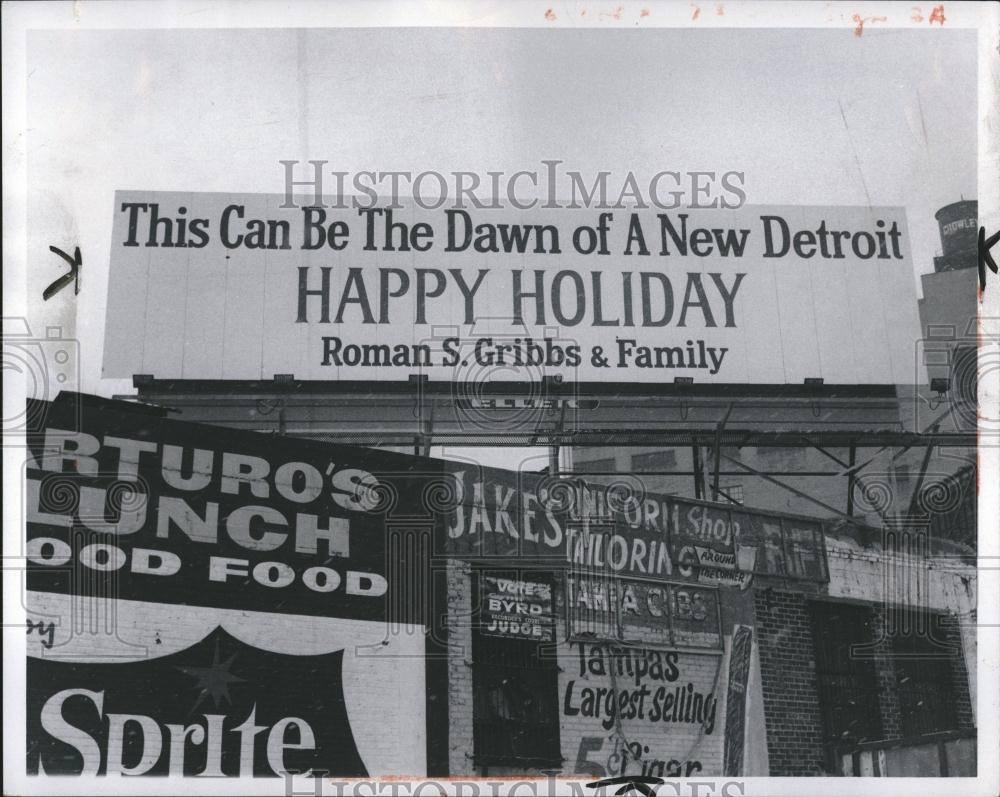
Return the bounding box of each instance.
[25,593,429,777]
[561,641,723,779]
[671,502,756,589]
[24,393,440,778]
[28,626,366,776]
[479,575,555,641]
[565,576,722,649]
[25,394,443,622]
[444,468,825,585]
[103,193,920,385]
[563,645,720,734]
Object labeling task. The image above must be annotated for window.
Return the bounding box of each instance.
[809,602,884,749]
[811,602,972,770]
[631,450,678,472]
[892,613,961,737]
[733,512,828,581]
[757,447,806,465]
[928,465,976,550]
[719,483,744,505]
[783,521,828,580]
[471,570,561,769]
[573,457,615,475]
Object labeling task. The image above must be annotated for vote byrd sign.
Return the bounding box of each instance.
[478,574,555,642]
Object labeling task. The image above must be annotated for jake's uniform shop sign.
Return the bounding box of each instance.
[479,575,555,641]
[444,466,828,587]
[103,192,921,385]
[24,393,442,778]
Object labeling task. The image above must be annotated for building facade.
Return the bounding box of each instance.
[25,385,978,780]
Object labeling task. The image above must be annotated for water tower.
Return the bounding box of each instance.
[933,199,978,272]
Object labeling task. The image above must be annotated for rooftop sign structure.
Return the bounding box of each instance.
[103,192,922,386]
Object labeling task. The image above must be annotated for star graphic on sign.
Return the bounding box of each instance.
[176,639,246,712]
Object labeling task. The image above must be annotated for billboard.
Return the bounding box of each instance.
[103,192,921,385]
[24,394,443,777]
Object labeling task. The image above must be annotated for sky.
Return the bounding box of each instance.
[20,25,979,466]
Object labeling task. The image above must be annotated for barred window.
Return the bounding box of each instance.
[719,483,744,505]
[471,570,562,770]
[892,613,962,737]
[810,602,883,749]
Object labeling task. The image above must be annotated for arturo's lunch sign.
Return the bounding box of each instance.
[103,192,921,385]
[25,394,442,622]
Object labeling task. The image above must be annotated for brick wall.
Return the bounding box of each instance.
[752,589,826,776]
[941,612,976,731]
[452,572,975,777]
[446,559,476,775]
[756,593,977,777]
[870,606,904,739]
[873,604,975,738]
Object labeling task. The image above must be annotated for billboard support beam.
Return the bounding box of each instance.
[720,452,860,523]
[692,445,704,499]
[847,445,856,516]
[711,403,734,501]
[548,399,567,476]
[800,437,851,469]
[421,399,435,458]
[908,424,941,516]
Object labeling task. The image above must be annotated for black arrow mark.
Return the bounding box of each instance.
[42,245,82,301]
[586,775,666,796]
[980,226,999,293]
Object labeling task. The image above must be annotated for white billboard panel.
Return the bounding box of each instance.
[103,192,921,385]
